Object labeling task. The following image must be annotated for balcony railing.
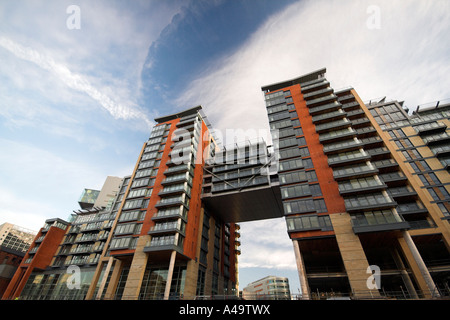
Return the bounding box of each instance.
[344,193,397,212]
[350,210,409,233]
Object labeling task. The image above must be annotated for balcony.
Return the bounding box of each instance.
[338,179,387,195]
[346,109,365,118]
[332,164,379,181]
[414,122,447,135]
[164,163,191,175]
[315,118,352,133]
[350,117,371,128]
[350,210,410,234]
[322,139,363,154]
[341,101,360,111]
[176,117,196,127]
[344,193,397,212]
[302,87,334,100]
[152,206,187,222]
[423,132,450,145]
[161,172,190,186]
[337,94,355,103]
[327,150,371,167]
[166,154,192,167]
[143,235,184,253]
[319,128,357,143]
[366,147,391,160]
[378,171,408,184]
[301,80,330,94]
[387,185,418,200]
[154,195,189,209]
[396,202,428,215]
[306,94,338,108]
[308,102,342,116]
[148,221,185,236]
[312,109,347,124]
[158,183,190,197]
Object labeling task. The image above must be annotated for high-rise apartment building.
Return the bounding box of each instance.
[261,68,450,299]
[3,106,240,300]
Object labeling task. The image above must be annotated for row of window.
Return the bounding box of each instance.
[283,198,327,215]
[281,183,322,199]
[286,214,332,232]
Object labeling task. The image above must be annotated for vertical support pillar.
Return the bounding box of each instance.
[292,240,310,300]
[95,257,114,300]
[400,231,440,298]
[391,247,418,299]
[104,259,123,300]
[121,235,150,300]
[164,250,177,300]
[330,212,380,299]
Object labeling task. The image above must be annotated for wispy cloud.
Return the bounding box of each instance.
[0,37,152,126]
[175,0,450,133]
[239,219,296,270]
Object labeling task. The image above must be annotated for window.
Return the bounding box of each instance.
[131,178,149,189]
[302,158,314,169]
[115,223,142,235]
[284,199,315,214]
[281,184,311,199]
[401,149,421,160]
[279,170,308,185]
[127,188,150,199]
[270,119,292,130]
[286,215,332,232]
[279,147,302,159]
[418,173,441,186]
[119,210,145,222]
[278,137,298,149]
[279,158,303,172]
[338,176,382,191]
[427,187,450,201]
[110,237,132,250]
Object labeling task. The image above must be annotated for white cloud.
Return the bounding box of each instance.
[175,0,450,132]
[0,36,152,126]
[239,218,296,270]
[0,138,111,229]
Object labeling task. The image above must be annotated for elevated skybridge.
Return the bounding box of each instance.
[201,139,284,223]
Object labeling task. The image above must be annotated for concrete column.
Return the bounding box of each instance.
[104,259,123,300]
[292,240,310,300]
[391,248,418,299]
[164,250,177,300]
[401,231,440,298]
[330,212,380,299]
[121,235,150,300]
[95,257,114,300]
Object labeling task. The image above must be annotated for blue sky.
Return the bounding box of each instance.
[1,0,450,294]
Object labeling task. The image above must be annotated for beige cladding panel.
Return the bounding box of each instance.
[329,212,380,297]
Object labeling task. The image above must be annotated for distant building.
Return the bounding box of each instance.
[78,175,123,210]
[0,223,37,297]
[243,276,291,300]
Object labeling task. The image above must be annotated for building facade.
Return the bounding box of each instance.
[242,276,291,300]
[261,68,450,299]
[3,106,240,300]
[0,223,37,297]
